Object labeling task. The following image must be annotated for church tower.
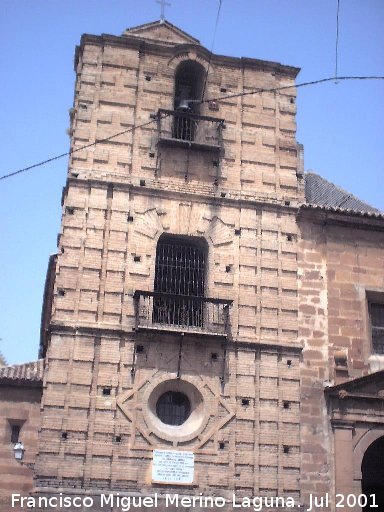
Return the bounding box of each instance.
[37,19,304,507]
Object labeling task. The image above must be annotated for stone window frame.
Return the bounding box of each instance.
[142,375,209,443]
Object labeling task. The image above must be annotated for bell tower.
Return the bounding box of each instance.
[36,19,303,507]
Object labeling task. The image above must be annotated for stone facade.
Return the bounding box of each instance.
[1,19,383,512]
[298,207,384,511]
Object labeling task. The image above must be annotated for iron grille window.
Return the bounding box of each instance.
[370,302,384,354]
[153,236,206,327]
[156,391,191,426]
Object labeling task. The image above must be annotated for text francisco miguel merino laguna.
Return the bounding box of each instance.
[12,492,351,511]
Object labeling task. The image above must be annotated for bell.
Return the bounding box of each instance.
[177,99,191,112]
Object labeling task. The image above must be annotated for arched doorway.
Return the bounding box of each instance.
[361,436,384,510]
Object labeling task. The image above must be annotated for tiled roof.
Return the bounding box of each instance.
[0,359,44,386]
[305,172,381,215]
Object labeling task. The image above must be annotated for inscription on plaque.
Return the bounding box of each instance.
[152,449,194,484]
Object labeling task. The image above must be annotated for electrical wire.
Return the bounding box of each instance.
[200,0,222,103]
[0,116,166,182]
[335,0,340,80]
[1,75,383,182]
[198,75,384,105]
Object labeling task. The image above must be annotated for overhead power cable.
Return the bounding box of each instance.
[335,0,341,80]
[1,75,383,182]
[197,75,384,105]
[0,116,166,182]
[201,0,223,103]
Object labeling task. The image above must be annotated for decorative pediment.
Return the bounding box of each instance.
[326,369,384,400]
[122,20,200,46]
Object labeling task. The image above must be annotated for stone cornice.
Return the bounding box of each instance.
[75,33,300,78]
[64,176,301,214]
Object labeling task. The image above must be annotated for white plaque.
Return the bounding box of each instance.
[152,449,194,484]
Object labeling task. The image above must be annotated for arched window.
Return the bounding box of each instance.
[361,435,384,510]
[153,234,207,327]
[173,60,205,141]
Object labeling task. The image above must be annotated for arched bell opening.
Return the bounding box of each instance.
[173,60,206,141]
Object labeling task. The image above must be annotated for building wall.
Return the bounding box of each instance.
[0,385,42,512]
[34,24,304,504]
[298,212,384,510]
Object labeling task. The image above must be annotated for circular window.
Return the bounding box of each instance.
[144,378,208,442]
[156,391,191,425]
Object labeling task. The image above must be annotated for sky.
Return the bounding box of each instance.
[1,0,383,365]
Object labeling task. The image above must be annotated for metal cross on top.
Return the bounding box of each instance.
[156,0,171,21]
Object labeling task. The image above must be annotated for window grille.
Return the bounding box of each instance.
[153,236,206,327]
[371,302,384,354]
[156,391,191,426]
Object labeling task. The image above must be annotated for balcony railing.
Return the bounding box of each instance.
[133,290,232,337]
[157,109,224,152]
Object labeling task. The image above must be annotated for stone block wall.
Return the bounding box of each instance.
[35,21,305,506]
[298,211,384,510]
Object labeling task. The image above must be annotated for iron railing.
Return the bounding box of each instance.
[157,109,224,151]
[133,290,232,337]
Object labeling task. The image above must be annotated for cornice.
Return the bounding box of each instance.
[75,33,300,78]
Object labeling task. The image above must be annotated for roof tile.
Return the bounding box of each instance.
[0,359,44,385]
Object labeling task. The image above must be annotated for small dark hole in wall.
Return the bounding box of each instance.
[225,265,231,273]
[140,179,146,187]
[284,201,290,206]
[136,345,144,353]
[290,98,295,104]
[219,442,225,450]
[283,445,290,454]
[242,398,250,406]
[145,75,151,81]
[283,401,290,409]
[66,207,74,215]
[149,152,155,158]
[58,289,65,297]
[221,192,226,198]
[103,388,111,396]
[287,360,292,367]
[115,435,122,443]
[211,353,218,360]
[127,215,134,222]
[220,87,227,93]
[61,247,65,254]
[134,255,141,262]
[286,234,293,242]
[212,160,219,167]
[61,432,68,440]
[235,229,241,236]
